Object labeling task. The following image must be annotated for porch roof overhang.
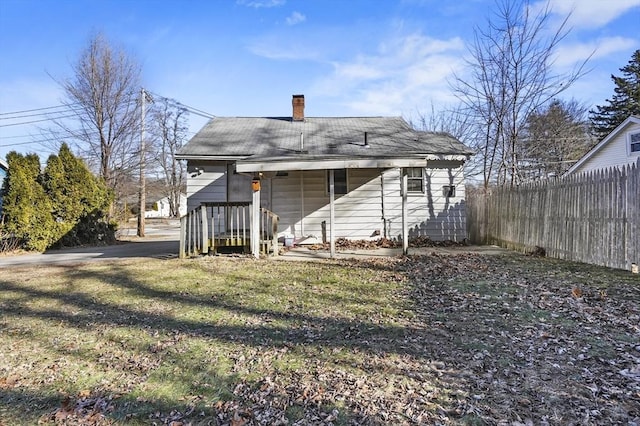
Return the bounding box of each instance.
[234,154,469,173]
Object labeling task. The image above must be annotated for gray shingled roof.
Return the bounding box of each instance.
[177,116,472,160]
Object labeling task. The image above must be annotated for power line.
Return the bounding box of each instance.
[0,103,80,116]
[0,129,94,140]
[0,114,79,128]
[0,129,100,146]
[0,140,54,148]
[146,90,215,119]
[0,107,82,121]
[180,104,215,119]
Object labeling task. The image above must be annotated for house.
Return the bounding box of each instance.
[176,95,473,256]
[0,157,7,217]
[565,115,640,175]
[145,194,187,218]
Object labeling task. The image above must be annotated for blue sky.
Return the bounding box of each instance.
[1,0,639,160]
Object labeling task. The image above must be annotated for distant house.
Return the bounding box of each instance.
[0,158,7,217]
[565,115,640,175]
[145,194,187,218]
[176,95,473,255]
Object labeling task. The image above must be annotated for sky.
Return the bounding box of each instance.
[0,0,639,160]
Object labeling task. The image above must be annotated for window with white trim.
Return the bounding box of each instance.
[327,169,347,195]
[629,131,640,155]
[406,167,424,193]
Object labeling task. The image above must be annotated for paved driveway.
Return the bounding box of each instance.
[0,220,180,268]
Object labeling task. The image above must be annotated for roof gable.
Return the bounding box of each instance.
[565,115,640,175]
[178,116,472,161]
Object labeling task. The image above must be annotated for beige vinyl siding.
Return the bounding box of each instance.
[383,165,467,241]
[188,162,468,242]
[271,169,384,240]
[271,171,304,237]
[574,123,640,174]
[185,162,227,212]
[337,169,384,238]
[272,166,466,242]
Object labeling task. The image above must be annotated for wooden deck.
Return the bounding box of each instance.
[180,202,279,258]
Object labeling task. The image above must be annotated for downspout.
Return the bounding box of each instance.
[401,170,408,255]
[300,171,305,237]
[329,169,335,258]
[380,171,387,238]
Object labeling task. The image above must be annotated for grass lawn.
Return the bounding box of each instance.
[0,252,639,425]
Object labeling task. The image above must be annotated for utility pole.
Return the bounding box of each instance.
[137,88,148,237]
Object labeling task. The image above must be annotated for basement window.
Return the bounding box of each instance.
[406,168,424,193]
[327,169,347,195]
[442,185,456,198]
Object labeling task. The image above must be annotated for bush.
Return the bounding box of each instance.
[2,145,115,252]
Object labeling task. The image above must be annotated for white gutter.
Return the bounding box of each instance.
[236,156,467,173]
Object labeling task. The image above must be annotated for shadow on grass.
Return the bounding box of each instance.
[0,258,469,424]
[0,269,437,357]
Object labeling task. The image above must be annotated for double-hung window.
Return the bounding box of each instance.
[406,167,424,194]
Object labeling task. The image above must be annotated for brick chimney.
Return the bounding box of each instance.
[292,94,305,121]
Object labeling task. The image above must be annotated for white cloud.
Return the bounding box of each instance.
[532,0,640,28]
[310,33,466,115]
[286,11,306,26]
[553,36,638,68]
[237,0,285,8]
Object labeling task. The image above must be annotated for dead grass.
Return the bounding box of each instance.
[0,252,639,425]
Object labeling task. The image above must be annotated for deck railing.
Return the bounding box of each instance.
[179,201,279,258]
[260,207,279,255]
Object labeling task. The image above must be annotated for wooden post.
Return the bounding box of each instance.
[272,214,279,256]
[251,181,261,258]
[201,204,208,255]
[402,170,408,255]
[179,215,186,258]
[329,169,336,258]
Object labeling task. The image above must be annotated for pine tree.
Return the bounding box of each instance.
[42,143,114,248]
[520,99,593,178]
[2,152,55,251]
[2,145,114,252]
[590,49,640,140]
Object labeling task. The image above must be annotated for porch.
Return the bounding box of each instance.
[179,201,279,258]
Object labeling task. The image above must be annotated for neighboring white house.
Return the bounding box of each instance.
[144,194,187,218]
[565,115,640,175]
[176,95,473,247]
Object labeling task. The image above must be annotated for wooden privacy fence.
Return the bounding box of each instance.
[467,159,640,271]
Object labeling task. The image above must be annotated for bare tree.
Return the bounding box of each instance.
[411,102,477,142]
[519,99,594,179]
[57,33,142,198]
[408,103,482,181]
[148,97,188,218]
[451,0,590,188]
